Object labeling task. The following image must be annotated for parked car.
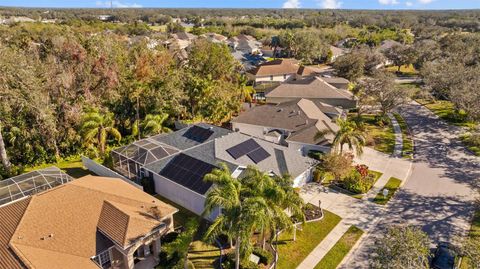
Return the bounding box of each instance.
[431,243,461,269]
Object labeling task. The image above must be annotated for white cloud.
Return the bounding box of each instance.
[418,0,434,3]
[319,0,342,9]
[406,1,413,6]
[282,0,301,8]
[378,0,399,5]
[95,1,143,8]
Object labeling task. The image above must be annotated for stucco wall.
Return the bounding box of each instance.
[255,74,295,84]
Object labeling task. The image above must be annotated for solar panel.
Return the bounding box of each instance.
[159,154,216,195]
[247,147,271,164]
[183,125,214,143]
[226,139,261,159]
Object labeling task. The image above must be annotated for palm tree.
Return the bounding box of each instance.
[141,113,171,136]
[203,164,270,269]
[81,109,121,156]
[332,119,366,156]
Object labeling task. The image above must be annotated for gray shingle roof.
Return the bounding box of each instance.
[266,76,354,100]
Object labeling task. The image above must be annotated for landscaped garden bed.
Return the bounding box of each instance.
[373,177,402,205]
[303,203,323,222]
[275,210,342,269]
[357,114,396,155]
[314,226,364,269]
[325,166,383,199]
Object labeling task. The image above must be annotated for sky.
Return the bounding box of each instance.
[0,0,479,10]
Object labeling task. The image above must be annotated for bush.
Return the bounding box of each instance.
[341,169,375,194]
[221,253,260,269]
[157,219,199,269]
[252,247,273,265]
[307,150,323,160]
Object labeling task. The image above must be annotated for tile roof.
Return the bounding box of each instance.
[3,176,177,269]
[265,76,354,100]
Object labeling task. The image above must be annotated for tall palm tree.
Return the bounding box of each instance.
[141,113,171,136]
[203,164,270,269]
[332,119,366,156]
[81,109,121,156]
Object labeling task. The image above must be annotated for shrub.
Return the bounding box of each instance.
[252,247,274,265]
[341,169,375,194]
[307,150,323,160]
[221,253,260,269]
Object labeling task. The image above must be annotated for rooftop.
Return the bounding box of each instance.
[248,59,300,76]
[0,175,177,269]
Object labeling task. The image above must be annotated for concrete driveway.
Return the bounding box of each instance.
[342,102,479,268]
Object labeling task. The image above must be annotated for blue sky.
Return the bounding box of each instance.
[0,0,479,9]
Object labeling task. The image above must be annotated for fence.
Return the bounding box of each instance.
[81,156,143,190]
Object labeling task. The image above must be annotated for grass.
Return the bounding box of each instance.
[154,194,199,228]
[373,177,402,205]
[150,25,167,32]
[415,99,476,128]
[323,170,383,200]
[24,156,93,178]
[393,113,414,158]
[314,226,364,269]
[459,209,480,269]
[276,210,342,269]
[386,64,418,76]
[460,133,480,156]
[356,114,396,155]
[188,241,221,269]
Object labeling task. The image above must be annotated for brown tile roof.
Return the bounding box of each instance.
[248,59,300,76]
[3,176,177,269]
[266,76,354,100]
[0,197,30,269]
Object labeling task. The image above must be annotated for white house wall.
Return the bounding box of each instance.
[255,74,295,84]
[293,169,313,187]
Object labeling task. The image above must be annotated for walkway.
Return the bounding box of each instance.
[341,101,479,268]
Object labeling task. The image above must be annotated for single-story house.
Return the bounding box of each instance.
[265,76,357,109]
[200,32,228,44]
[0,174,177,269]
[228,34,262,54]
[247,59,300,84]
[232,98,343,154]
[113,124,316,220]
[378,40,403,66]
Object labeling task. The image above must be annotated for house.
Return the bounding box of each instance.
[200,32,228,44]
[112,123,316,219]
[378,40,402,66]
[232,98,342,154]
[329,45,346,62]
[228,34,262,54]
[247,59,300,84]
[265,76,356,109]
[0,174,177,269]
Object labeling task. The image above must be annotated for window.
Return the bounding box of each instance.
[270,75,273,81]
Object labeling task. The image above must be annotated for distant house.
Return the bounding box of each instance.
[265,76,356,109]
[329,45,346,62]
[378,40,402,66]
[112,123,315,219]
[3,16,36,24]
[232,99,343,154]
[228,34,262,54]
[0,174,177,269]
[200,32,228,44]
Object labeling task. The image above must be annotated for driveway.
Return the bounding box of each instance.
[342,102,479,268]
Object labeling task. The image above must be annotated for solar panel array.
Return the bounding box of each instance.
[183,125,214,143]
[226,139,271,164]
[159,154,216,195]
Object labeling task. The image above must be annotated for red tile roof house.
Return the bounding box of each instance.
[0,174,177,269]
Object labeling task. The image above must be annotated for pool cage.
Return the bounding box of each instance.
[0,167,73,206]
[111,137,179,180]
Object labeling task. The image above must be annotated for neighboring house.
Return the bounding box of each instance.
[0,174,177,269]
[112,123,316,219]
[265,76,356,109]
[200,32,228,44]
[329,45,346,62]
[228,34,262,54]
[321,76,350,90]
[232,98,342,154]
[164,32,197,50]
[378,40,402,66]
[171,32,197,42]
[260,46,283,58]
[232,50,266,71]
[247,59,300,84]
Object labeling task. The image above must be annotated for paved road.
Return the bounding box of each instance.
[342,102,479,268]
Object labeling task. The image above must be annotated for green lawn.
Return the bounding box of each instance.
[415,99,476,128]
[357,114,396,155]
[276,210,342,269]
[386,64,418,76]
[24,156,93,178]
[188,241,221,269]
[460,210,480,269]
[154,195,199,228]
[314,226,364,269]
[393,113,414,158]
[373,177,402,205]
